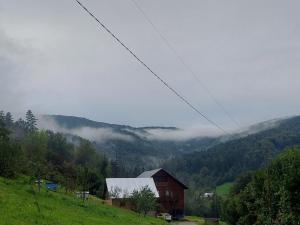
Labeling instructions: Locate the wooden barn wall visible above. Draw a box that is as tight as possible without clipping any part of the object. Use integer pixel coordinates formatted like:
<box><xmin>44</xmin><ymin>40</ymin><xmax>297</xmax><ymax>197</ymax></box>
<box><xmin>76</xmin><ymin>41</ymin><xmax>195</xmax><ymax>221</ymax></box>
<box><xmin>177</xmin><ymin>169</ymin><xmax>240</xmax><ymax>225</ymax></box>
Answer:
<box><xmin>152</xmin><ymin>170</ymin><xmax>184</xmax><ymax>213</ymax></box>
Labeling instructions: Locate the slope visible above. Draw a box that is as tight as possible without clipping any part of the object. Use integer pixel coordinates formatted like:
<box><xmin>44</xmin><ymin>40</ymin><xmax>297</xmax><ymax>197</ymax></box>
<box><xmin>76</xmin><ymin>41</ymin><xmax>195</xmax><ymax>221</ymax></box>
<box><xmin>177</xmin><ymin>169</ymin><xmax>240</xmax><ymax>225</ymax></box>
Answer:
<box><xmin>39</xmin><ymin>115</ymin><xmax>221</xmax><ymax>174</ymax></box>
<box><xmin>165</xmin><ymin>115</ymin><xmax>300</xmax><ymax>187</ymax></box>
<box><xmin>0</xmin><ymin>177</ymin><xmax>167</xmax><ymax>225</ymax></box>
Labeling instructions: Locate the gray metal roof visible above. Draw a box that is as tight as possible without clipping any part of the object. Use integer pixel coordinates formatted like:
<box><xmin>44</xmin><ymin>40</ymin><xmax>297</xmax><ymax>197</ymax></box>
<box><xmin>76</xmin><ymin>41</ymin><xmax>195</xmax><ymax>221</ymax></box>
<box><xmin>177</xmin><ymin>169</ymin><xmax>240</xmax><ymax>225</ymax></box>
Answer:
<box><xmin>106</xmin><ymin>178</ymin><xmax>159</xmax><ymax>199</ymax></box>
<box><xmin>137</xmin><ymin>168</ymin><xmax>188</xmax><ymax>189</ymax></box>
<box><xmin>137</xmin><ymin>168</ymin><xmax>162</xmax><ymax>178</ymax></box>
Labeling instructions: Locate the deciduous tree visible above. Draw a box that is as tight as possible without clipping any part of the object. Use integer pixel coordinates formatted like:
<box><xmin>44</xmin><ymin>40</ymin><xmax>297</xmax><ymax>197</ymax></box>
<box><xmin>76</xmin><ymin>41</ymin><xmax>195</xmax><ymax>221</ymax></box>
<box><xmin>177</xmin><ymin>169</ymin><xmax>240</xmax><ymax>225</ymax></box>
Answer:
<box><xmin>130</xmin><ymin>186</ymin><xmax>157</xmax><ymax>216</ymax></box>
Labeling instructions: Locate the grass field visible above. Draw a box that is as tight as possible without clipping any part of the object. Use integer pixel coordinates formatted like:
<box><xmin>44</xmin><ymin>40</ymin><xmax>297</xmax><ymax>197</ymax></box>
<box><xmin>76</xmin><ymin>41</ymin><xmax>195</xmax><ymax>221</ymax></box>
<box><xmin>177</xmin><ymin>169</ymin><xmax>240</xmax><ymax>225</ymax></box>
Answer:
<box><xmin>0</xmin><ymin>177</ymin><xmax>167</xmax><ymax>225</ymax></box>
<box><xmin>183</xmin><ymin>216</ymin><xmax>227</xmax><ymax>225</ymax></box>
<box><xmin>216</xmin><ymin>182</ymin><xmax>233</xmax><ymax>197</ymax></box>
<box><xmin>185</xmin><ymin>216</ymin><xmax>205</xmax><ymax>224</ymax></box>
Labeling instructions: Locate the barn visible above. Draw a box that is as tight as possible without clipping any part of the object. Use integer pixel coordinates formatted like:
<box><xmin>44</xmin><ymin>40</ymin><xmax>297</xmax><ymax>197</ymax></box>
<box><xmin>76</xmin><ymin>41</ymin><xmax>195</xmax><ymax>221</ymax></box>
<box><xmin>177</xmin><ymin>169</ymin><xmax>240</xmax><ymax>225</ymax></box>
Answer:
<box><xmin>105</xmin><ymin>168</ymin><xmax>187</xmax><ymax>218</ymax></box>
<box><xmin>137</xmin><ymin>168</ymin><xmax>188</xmax><ymax>217</ymax></box>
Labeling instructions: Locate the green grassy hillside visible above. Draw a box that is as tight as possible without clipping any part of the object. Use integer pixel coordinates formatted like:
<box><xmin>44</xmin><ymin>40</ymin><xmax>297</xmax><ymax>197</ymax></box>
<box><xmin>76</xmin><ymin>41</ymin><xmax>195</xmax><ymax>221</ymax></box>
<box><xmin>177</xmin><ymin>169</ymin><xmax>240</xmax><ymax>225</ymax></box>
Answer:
<box><xmin>0</xmin><ymin>177</ymin><xmax>167</xmax><ymax>225</ymax></box>
<box><xmin>184</xmin><ymin>216</ymin><xmax>227</xmax><ymax>225</ymax></box>
<box><xmin>216</xmin><ymin>183</ymin><xmax>233</xmax><ymax>197</ymax></box>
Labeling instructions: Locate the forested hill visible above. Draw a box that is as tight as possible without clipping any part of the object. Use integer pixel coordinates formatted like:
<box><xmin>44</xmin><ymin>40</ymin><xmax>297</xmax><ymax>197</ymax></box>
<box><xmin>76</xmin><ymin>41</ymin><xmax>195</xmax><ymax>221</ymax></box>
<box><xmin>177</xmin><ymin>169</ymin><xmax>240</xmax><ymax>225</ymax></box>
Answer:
<box><xmin>164</xmin><ymin>116</ymin><xmax>300</xmax><ymax>188</ymax></box>
<box><xmin>39</xmin><ymin>115</ymin><xmax>221</xmax><ymax>174</ymax></box>
<box><xmin>41</xmin><ymin>114</ymin><xmax>178</xmax><ymax>131</ymax></box>
<box><xmin>40</xmin><ymin>115</ymin><xmax>300</xmax><ymax>178</ymax></box>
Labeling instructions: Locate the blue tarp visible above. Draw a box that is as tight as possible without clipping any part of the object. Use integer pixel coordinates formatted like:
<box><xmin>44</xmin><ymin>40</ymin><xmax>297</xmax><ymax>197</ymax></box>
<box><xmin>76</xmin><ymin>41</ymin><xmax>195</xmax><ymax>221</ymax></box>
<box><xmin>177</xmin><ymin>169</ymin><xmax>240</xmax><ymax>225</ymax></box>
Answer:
<box><xmin>46</xmin><ymin>183</ymin><xmax>58</xmax><ymax>191</ymax></box>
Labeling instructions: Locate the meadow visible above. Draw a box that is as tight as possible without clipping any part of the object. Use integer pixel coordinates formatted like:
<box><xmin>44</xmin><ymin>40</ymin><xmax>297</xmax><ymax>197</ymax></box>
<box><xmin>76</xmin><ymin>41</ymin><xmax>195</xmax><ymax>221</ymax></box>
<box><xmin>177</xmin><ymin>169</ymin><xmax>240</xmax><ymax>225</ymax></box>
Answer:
<box><xmin>0</xmin><ymin>177</ymin><xmax>167</xmax><ymax>225</ymax></box>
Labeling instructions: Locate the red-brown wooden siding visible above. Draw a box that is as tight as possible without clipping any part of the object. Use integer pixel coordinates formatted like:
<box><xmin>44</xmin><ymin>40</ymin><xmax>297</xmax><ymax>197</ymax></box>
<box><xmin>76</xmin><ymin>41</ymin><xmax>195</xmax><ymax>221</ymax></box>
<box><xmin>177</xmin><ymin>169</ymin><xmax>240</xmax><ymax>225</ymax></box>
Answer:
<box><xmin>152</xmin><ymin>170</ymin><xmax>185</xmax><ymax>213</ymax></box>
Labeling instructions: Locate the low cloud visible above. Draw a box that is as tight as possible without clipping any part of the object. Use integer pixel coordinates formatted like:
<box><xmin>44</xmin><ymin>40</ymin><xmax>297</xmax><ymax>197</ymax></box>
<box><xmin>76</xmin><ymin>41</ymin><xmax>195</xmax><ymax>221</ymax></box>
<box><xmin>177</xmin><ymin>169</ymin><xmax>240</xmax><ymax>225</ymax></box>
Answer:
<box><xmin>38</xmin><ymin>116</ymin><xmax>134</xmax><ymax>142</ymax></box>
<box><xmin>38</xmin><ymin>115</ymin><xmax>222</xmax><ymax>143</ymax></box>
<box><xmin>70</xmin><ymin>127</ymin><xmax>134</xmax><ymax>142</ymax></box>
<box><xmin>134</xmin><ymin>118</ymin><xmax>282</xmax><ymax>141</ymax></box>
<box><xmin>238</xmin><ymin>117</ymin><xmax>283</xmax><ymax>137</ymax></box>
<box><xmin>37</xmin><ymin>115</ymin><xmax>283</xmax><ymax>143</ymax></box>
<box><xmin>132</xmin><ymin>124</ymin><xmax>223</xmax><ymax>142</ymax></box>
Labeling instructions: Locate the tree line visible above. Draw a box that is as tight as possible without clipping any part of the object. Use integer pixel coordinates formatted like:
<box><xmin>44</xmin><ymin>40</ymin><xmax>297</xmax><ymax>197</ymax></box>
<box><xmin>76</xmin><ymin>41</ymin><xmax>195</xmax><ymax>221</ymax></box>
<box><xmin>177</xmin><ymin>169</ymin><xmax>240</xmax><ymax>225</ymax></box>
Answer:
<box><xmin>163</xmin><ymin>116</ymin><xmax>300</xmax><ymax>216</ymax></box>
<box><xmin>221</xmin><ymin>147</ymin><xmax>300</xmax><ymax>225</ymax></box>
<box><xmin>0</xmin><ymin>110</ymin><xmax>111</xmax><ymax>196</ymax></box>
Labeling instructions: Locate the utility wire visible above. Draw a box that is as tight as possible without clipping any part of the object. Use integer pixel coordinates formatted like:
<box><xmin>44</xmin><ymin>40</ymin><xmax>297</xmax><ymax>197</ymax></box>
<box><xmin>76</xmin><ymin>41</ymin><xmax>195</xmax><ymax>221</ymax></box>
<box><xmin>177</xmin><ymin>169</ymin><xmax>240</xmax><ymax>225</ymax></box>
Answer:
<box><xmin>73</xmin><ymin>0</ymin><xmax>230</xmax><ymax>135</ymax></box>
<box><xmin>130</xmin><ymin>0</ymin><xmax>241</xmax><ymax>129</ymax></box>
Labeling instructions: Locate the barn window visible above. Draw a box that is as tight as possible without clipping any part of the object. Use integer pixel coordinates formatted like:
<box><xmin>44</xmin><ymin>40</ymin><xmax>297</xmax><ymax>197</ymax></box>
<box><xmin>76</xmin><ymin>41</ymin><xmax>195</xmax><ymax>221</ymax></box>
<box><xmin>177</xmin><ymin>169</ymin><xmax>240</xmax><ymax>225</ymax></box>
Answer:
<box><xmin>165</xmin><ymin>190</ymin><xmax>173</xmax><ymax>197</ymax></box>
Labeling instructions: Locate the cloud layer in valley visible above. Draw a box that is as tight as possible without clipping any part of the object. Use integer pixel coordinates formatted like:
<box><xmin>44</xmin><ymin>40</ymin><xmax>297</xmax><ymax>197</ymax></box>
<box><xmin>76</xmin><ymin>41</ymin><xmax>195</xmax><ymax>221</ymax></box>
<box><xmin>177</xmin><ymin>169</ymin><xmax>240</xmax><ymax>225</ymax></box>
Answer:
<box><xmin>38</xmin><ymin>115</ymin><xmax>225</xmax><ymax>142</ymax></box>
<box><xmin>135</xmin><ymin>125</ymin><xmax>222</xmax><ymax>141</ymax></box>
<box><xmin>37</xmin><ymin>114</ymin><xmax>283</xmax><ymax>142</ymax></box>
<box><xmin>38</xmin><ymin>117</ymin><xmax>134</xmax><ymax>142</ymax></box>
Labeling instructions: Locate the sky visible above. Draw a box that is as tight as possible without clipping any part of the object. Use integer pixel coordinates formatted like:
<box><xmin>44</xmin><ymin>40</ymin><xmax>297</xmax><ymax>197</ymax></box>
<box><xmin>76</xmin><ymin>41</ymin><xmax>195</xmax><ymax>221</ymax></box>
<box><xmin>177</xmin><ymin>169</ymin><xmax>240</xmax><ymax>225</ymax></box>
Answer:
<box><xmin>1</xmin><ymin>0</ymin><xmax>300</xmax><ymax>132</ymax></box>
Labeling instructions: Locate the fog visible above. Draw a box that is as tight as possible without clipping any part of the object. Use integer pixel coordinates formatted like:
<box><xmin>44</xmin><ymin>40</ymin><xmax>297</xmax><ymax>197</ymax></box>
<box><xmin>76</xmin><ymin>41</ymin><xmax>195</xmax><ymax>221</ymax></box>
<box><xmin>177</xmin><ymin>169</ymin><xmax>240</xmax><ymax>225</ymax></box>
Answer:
<box><xmin>38</xmin><ymin>117</ymin><xmax>134</xmax><ymax>142</ymax></box>
<box><xmin>37</xmin><ymin>114</ymin><xmax>284</xmax><ymax>143</ymax></box>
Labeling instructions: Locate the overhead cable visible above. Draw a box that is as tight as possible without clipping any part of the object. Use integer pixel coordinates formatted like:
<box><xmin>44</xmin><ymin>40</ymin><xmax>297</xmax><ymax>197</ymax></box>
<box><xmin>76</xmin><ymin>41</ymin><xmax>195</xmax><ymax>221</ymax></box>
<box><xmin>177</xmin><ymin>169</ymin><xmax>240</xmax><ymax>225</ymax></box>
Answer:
<box><xmin>73</xmin><ymin>0</ymin><xmax>231</xmax><ymax>135</ymax></box>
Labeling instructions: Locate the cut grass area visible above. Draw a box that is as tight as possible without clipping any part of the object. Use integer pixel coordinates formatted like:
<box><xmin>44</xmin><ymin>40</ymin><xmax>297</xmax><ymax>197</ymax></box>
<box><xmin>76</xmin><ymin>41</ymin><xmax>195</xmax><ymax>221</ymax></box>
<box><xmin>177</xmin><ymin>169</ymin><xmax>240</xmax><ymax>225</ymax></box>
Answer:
<box><xmin>184</xmin><ymin>216</ymin><xmax>228</xmax><ymax>225</ymax></box>
<box><xmin>219</xmin><ymin>222</ymin><xmax>228</xmax><ymax>225</ymax></box>
<box><xmin>216</xmin><ymin>182</ymin><xmax>233</xmax><ymax>197</ymax></box>
<box><xmin>185</xmin><ymin>216</ymin><xmax>205</xmax><ymax>224</ymax></box>
<box><xmin>0</xmin><ymin>177</ymin><xmax>167</xmax><ymax>225</ymax></box>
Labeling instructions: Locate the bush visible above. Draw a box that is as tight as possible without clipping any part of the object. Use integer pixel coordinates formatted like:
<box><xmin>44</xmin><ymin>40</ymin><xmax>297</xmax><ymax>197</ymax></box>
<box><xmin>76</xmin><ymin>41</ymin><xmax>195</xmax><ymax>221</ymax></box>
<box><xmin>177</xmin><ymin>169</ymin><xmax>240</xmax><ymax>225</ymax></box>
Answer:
<box><xmin>221</xmin><ymin>147</ymin><xmax>300</xmax><ymax>225</ymax></box>
<box><xmin>130</xmin><ymin>186</ymin><xmax>157</xmax><ymax>216</ymax></box>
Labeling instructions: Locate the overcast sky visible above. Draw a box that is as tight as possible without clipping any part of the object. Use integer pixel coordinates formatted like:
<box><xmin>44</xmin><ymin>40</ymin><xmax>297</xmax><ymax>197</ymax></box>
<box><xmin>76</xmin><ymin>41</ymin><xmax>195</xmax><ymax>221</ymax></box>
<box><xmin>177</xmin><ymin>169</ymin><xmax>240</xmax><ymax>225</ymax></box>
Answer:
<box><xmin>1</xmin><ymin>0</ymin><xmax>300</xmax><ymax>131</ymax></box>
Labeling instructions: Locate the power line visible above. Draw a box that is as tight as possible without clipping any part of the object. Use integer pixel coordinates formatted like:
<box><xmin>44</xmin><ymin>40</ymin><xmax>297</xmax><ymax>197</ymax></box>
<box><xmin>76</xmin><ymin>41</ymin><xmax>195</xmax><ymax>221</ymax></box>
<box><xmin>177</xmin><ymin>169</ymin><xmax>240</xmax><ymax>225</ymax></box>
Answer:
<box><xmin>73</xmin><ymin>0</ymin><xmax>230</xmax><ymax>135</ymax></box>
<box><xmin>129</xmin><ymin>0</ymin><xmax>241</xmax><ymax>129</ymax></box>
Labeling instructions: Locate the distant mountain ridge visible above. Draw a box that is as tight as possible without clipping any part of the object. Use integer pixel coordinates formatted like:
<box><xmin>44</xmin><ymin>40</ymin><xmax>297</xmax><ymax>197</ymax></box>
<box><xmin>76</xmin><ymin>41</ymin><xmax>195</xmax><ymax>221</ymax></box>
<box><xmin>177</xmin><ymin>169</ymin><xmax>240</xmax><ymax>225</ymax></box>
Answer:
<box><xmin>42</xmin><ymin>115</ymin><xmax>178</xmax><ymax>131</ymax></box>
<box><xmin>164</xmin><ymin>115</ymin><xmax>300</xmax><ymax>187</ymax></box>
<box><xmin>161</xmin><ymin>115</ymin><xmax>300</xmax><ymax>214</ymax></box>
<box><xmin>39</xmin><ymin>115</ymin><xmax>221</xmax><ymax>173</ymax></box>
<box><xmin>39</xmin><ymin>114</ymin><xmax>299</xmax><ymax>176</ymax></box>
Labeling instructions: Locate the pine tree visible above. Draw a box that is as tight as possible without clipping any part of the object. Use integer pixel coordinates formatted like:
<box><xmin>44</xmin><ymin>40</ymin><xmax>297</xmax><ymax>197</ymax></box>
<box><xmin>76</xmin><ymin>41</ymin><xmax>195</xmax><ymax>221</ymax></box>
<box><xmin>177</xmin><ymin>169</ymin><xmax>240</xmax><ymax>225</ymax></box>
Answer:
<box><xmin>0</xmin><ymin>118</ymin><xmax>20</xmax><ymax>178</ymax></box>
<box><xmin>0</xmin><ymin>118</ymin><xmax>9</xmax><ymax>141</ymax></box>
<box><xmin>0</xmin><ymin>111</ymin><xmax>5</xmax><ymax>122</ymax></box>
<box><xmin>15</xmin><ymin>118</ymin><xmax>27</xmax><ymax>130</ymax></box>
<box><xmin>111</xmin><ymin>150</ymin><xmax>120</xmax><ymax>178</ymax></box>
<box><xmin>5</xmin><ymin>112</ymin><xmax>13</xmax><ymax>127</ymax></box>
<box><xmin>25</xmin><ymin>110</ymin><xmax>38</xmax><ymax>132</ymax></box>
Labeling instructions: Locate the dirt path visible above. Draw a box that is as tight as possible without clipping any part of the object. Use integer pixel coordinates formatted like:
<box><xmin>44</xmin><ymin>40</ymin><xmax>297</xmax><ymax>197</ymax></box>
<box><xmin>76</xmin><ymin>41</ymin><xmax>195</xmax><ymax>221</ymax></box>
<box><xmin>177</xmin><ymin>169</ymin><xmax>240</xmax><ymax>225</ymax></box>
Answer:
<box><xmin>172</xmin><ymin>222</ymin><xmax>198</xmax><ymax>225</ymax></box>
